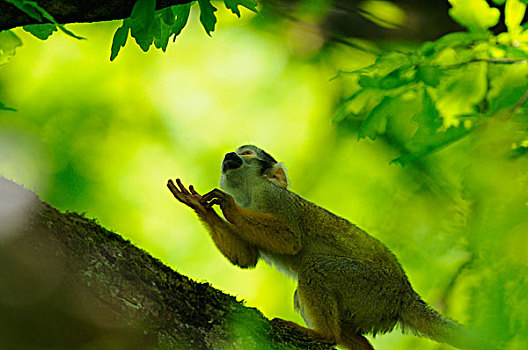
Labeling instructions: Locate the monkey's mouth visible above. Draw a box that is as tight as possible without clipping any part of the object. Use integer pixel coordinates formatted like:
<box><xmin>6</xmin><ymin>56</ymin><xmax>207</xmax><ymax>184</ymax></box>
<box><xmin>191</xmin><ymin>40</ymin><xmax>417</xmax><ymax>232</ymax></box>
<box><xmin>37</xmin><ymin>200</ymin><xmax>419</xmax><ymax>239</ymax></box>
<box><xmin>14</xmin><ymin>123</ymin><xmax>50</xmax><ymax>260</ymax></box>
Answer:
<box><xmin>222</xmin><ymin>152</ymin><xmax>243</xmax><ymax>172</ymax></box>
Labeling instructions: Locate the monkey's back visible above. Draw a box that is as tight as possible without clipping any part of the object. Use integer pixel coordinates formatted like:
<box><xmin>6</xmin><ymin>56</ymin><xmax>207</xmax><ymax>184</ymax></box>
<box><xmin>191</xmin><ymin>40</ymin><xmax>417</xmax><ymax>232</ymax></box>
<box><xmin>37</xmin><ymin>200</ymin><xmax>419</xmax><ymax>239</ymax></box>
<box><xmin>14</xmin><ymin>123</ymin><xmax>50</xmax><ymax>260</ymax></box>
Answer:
<box><xmin>268</xmin><ymin>189</ymin><xmax>415</xmax><ymax>335</ymax></box>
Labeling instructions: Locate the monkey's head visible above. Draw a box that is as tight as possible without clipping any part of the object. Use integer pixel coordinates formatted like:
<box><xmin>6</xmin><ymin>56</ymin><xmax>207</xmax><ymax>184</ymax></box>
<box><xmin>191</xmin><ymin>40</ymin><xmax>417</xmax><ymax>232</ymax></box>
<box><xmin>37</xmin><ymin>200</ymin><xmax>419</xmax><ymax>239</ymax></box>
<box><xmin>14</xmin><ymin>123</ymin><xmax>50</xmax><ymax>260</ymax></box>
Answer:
<box><xmin>220</xmin><ymin>145</ymin><xmax>289</xmax><ymax>195</ymax></box>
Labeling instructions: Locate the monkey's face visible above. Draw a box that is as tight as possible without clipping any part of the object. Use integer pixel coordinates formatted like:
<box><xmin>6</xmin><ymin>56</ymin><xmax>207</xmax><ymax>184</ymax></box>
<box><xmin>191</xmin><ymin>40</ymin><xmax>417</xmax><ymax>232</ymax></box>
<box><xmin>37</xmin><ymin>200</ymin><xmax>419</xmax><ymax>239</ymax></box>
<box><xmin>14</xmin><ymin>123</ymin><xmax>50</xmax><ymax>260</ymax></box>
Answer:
<box><xmin>221</xmin><ymin>145</ymin><xmax>274</xmax><ymax>178</ymax></box>
<box><xmin>222</xmin><ymin>152</ymin><xmax>244</xmax><ymax>173</ymax></box>
<box><xmin>220</xmin><ymin>145</ymin><xmax>289</xmax><ymax>197</ymax></box>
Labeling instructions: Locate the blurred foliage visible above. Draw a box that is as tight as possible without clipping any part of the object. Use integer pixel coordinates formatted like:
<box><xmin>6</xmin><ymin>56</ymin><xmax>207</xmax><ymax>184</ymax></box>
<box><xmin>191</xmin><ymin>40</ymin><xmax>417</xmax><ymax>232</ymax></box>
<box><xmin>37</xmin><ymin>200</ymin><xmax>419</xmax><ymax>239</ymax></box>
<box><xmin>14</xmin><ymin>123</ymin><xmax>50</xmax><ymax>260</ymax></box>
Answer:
<box><xmin>0</xmin><ymin>29</ymin><xmax>21</xmax><ymax>66</ymax></box>
<box><xmin>0</xmin><ymin>0</ymin><xmax>527</xmax><ymax>349</ymax></box>
<box><xmin>334</xmin><ymin>0</ymin><xmax>528</xmax><ymax>165</ymax></box>
<box><xmin>331</xmin><ymin>1</ymin><xmax>528</xmax><ymax>349</ymax></box>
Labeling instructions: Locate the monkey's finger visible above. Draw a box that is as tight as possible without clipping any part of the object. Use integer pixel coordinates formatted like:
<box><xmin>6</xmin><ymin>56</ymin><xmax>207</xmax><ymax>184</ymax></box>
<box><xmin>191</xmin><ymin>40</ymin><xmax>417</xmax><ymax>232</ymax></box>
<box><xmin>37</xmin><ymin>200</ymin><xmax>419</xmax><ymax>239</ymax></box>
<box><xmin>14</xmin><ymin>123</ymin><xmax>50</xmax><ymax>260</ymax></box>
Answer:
<box><xmin>167</xmin><ymin>180</ymin><xmax>187</xmax><ymax>204</ymax></box>
<box><xmin>189</xmin><ymin>185</ymin><xmax>201</xmax><ymax>197</ymax></box>
<box><xmin>167</xmin><ymin>182</ymin><xmax>187</xmax><ymax>202</ymax></box>
<box><xmin>176</xmin><ymin>178</ymin><xmax>191</xmax><ymax>195</ymax></box>
<box><xmin>209</xmin><ymin>199</ymin><xmax>220</xmax><ymax>206</ymax></box>
<box><xmin>202</xmin><ymin>193</ymin><xmax>213</xmax><ymax>201</ymax></box>
<box><xmin>202</xmin><ymin>188</ymin><xmax>222</xmax><ymax>201</ymax></box>
<box><xmin>167</xmin><ymin>179</ymin><xmax>181</xmax><ymax>195</ymax></box>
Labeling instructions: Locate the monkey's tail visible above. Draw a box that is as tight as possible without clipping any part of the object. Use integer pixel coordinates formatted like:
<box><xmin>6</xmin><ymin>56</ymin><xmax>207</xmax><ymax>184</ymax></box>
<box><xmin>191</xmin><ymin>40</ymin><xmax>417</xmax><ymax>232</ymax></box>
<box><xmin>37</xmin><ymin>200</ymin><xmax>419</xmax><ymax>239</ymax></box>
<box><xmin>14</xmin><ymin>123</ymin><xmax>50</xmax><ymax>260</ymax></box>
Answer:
<box><xmin>400</xmin><ymin>295</ymin><xmax>493</xmax><ymax>350</ymax></box>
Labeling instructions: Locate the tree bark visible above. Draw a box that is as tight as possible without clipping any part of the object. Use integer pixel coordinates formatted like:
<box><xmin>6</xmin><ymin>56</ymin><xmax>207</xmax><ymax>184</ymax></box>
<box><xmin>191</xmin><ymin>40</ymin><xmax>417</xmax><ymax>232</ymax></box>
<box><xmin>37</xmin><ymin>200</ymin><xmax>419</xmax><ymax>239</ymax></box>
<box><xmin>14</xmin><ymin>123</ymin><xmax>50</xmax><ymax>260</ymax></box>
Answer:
<box><xmin>0</xmin><ymin>0</ymin><xmax>468</xmax><ymax>42</ymax></box>
<box><xmin>2</xmin><ymin>0</ymin><xmax>465</xmax><ymax>41</ymax></box>
<box><xmin>0</xmin><ymin>176</ymin><xmax>334</xmax><ymax>350</ymax></box>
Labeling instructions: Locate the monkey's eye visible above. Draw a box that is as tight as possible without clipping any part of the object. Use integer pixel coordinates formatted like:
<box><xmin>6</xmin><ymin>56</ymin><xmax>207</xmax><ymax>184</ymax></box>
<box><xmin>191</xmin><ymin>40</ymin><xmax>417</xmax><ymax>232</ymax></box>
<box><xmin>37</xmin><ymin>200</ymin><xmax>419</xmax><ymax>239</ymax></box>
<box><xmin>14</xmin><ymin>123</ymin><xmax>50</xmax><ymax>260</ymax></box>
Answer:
<box><xmin>239</xmin><ymin>150</ymin><xmax>254</xmax><ymax>156</ymax></box>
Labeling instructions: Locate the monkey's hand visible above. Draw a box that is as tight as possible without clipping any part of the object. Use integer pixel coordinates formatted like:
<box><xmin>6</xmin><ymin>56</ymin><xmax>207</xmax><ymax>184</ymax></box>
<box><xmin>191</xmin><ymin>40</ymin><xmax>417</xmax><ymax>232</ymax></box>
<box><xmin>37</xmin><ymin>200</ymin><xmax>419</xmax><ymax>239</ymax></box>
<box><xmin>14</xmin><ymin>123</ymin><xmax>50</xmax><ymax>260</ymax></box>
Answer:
<box><xmin>201</xmin><ymin>188</ymin><xmax>244</xmax><ymax>224</ymax></box>
<box><xmin>167</xmin><ymin>178</ymin><xmax>211</xmax><ymax>214</ymax></box>
<box><xmin>167</xmin><ymin>180</ymin><xmax>259</xmax><ymax>267</ymax></box>
<box><xmin>202</xmin><ymin>188</ymin><xmax>301</xmax><ymax>255</ymax></box>
<box><xmin>201</xmin><ymin>188</ymin><xmax>236</xmax><ymax>210</ymax></box>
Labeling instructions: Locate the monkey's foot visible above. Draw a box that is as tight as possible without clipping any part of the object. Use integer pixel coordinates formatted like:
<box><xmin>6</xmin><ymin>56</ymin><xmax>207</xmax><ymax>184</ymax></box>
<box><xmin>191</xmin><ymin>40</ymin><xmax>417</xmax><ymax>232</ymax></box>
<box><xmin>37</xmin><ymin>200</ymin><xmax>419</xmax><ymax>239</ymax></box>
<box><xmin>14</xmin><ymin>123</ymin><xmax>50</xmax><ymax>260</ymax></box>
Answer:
<box><xmin>271</xmin><ymin>318</ymin><xmax>337</xmax><ymax>345</ymax></box>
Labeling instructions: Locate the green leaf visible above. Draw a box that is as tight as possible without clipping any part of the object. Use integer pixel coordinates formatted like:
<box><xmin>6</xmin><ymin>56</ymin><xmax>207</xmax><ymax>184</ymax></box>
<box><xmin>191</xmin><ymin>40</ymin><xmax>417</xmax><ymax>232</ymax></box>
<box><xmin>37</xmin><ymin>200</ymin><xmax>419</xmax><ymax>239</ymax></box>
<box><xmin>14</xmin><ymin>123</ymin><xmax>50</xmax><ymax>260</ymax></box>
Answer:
<box><xmin>130</xmin><ymin>0</ymin><xmax>156</xmax><ymax>26</ymax></box>
<box><xmin>5</xmin><ymin>0</ymin><xmax>83</xmax><ymax>39</ymax></box>
<box><xmin>487</xmin><ymin>63</ymin><xmax>528</xmax><ymax>114</ymax></box>
<box><xmin>436</xmin><ymin>61</ymin><xmax>488</xmax><ymax>127</ymax></box>
<box><xmin>498</xmin><ymin>43</ymin><xmax>528</xmax><ymax>58</ymax></box>
<box><xmin>23</xmin><ymin>23</ymin><xmax>57</xmax><ymax>40</ymax></box>
<box><xmin>358</xmin><ymin>96</ymin><xmax>393</xmax><ymax>140</ymax></box>
<box><xmin>197</xmin><ymin>0</ymin><xmax>217</xmax><ymax>36</ymax></box>
<box><xmin>223</xmin><ymin>0</ymin><xmax>257</xmax><ymax>17</ymax></box>
<box><xmin>419</xmin><ymin>32</ymin><xmax>489</xmax><ymax>57</ymax></box>
<box><xmin>4</xmin><ymin>0</ymin><xmax>42</xmax><ymax>21</ymax></box>
<box><xmin>38</xmin><ymin>9</ymin><xmax>84</xmax><ymax>39</ymax></box>
<box><xmin>359</xmin><ymin>64</ymin><xmax>416</xmax><ymax>90</ymax></box>
<box><xmin>447</xmin><ymin>0</ymin><xmax>500</xmax><ymax>32</ymax></box>
<box><xmin>55</xmin><ymin>24</ymin><xmax>84</xmax><ymax>40</ymax></box>
<box><xmin>416</xmin><ymin>66</ymin><xmax>446</xmax><ymax>87</ymax></box>
<box><xmin>160</xmin><ymin>7</ymin><xmax>176</xmax><ymax>26</ymax></box>
<box><xmin>357</xmin><ymin>89</ymin><xmax>422</xmax><ymax>141</ymax></box>
<box><xmin>0</xmin><ymin>30</ymin><xmax>22</xmax><ymax>65</ymax></box>
<box><xmin>358</xmin><ymin>95</ymin><xmax>406</xmax><ymax>140</ymax></box>
<box><xmin>150</xmin><ymin>15</ymin><xmax>162</xmax><ymax>43</ymax></box>
<box><xmin>109</xmin><ymin>2</ymin><xmax>191</xmax><ymax>59</ymax></box>
<box><xmin>392</xmin><ymin>124</ymin><xmax>472</xmax><ymax>165</ymax></box>
<box><xmin>335</xmin><ymin>88</ymin><xmax>385</xmax><ymax>122</ymax></box>
<box><xmin>130</xmin><ymin>0</ymin><xmax>156</xmax><ymax>52</ymax></box>
<box><xmin>154</xmin><ymin>19</ymin><xmax>172</xmax><ymax>51</ymax></box>
<box><xmin>356</xmin><ymin>53</ymin><xmax>412</xmax><ymax>89</ymax></box>
<box><xmin>110</xmin><ymin>21</ymin><xmax>130</xmax><ymax>61</ymax></box>
<box><xmin>411</xmin><ymin>88</ymin><xmax>443</xmax><ymax>148</ymax></box>
<box><xmin>505</xmin><ymin>0</ymin><xmax>527</xmax><ymax>34</ymax></box>
<box><xmin>39</xmin><ymin>8</ymin><xmax>84</xmax><ymax>39</ymax></box>
<box><xmin>153</xmin><ymin>5</ymin><xmax>189</xmax><ymax>51</ymax></box>
<box><xmin>171</xmin><ymin>3</ymin><xmax>191</xmax><ymax>40</ymax></box>
<box><xmin>390</xmin><ymin>88</ymin><xmax>476</xmax><ymax>165</ymax></box>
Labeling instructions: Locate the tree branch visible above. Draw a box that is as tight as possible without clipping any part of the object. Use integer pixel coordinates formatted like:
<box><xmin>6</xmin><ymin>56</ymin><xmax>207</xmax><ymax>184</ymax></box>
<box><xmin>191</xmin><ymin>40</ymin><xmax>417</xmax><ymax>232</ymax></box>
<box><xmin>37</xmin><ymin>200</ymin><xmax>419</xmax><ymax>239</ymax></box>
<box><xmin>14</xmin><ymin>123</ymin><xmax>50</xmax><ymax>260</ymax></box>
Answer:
<box><xmin>0</xmin><ymin>0</ymin><xmax>195</xmax><ymax>31</ymax></box>
<box><xmin>0</xmin><ymin>176</ymin><xmax>334</xmax><ymax>350</ymax></box>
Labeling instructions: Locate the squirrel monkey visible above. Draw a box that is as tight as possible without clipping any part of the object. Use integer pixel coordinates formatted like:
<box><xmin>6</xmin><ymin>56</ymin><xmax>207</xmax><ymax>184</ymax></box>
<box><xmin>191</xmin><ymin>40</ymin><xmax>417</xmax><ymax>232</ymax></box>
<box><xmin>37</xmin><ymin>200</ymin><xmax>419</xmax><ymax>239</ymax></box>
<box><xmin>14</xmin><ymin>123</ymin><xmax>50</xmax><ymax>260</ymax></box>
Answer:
<box><xmin>167</xmin><ymin>145</ymin><xmax>487</xmax><ymax>350</ymax></box>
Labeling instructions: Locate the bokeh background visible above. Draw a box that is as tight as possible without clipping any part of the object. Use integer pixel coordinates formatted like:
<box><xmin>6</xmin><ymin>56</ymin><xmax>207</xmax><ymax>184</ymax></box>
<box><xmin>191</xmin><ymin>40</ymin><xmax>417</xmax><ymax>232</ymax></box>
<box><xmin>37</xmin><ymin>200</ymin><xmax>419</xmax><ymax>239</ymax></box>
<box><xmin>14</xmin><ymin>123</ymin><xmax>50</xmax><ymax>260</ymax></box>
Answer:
<box><xmin>1</xmin><ymin>1</ymin><xmax>527</xmax><ymax>349</ymax></box>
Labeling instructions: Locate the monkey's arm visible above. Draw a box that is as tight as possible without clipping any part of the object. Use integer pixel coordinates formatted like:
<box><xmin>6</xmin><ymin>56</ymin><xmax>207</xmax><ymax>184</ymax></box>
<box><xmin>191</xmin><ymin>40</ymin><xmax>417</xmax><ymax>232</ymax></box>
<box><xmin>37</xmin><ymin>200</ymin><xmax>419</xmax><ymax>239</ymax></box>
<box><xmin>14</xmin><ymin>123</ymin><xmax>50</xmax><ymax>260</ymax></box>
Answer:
<box><xmin>202</xmin><ymin>189</ymin><xmax>302</xmax><ymax>255</ymax></box>
<box><xmin>196</xmin><ymin>209</ymin><xmax>259</xmax><ymax>268</ymax></box>
<box><xmin>167</xmin><ymin>179</ymin><xmax>259</xmax><ymax>268</ymax></box>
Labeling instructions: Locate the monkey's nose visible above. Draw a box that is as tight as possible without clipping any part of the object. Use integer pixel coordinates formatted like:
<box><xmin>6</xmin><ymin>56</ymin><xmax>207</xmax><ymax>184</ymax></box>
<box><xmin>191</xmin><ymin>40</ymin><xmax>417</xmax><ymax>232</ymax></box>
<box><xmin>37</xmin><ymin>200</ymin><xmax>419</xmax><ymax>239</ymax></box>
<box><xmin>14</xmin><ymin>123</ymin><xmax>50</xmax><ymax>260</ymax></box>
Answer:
<box><xmin>222</xmin><ymin>152</ymin><xmax>243</xmax><ymax>172</ymax></box>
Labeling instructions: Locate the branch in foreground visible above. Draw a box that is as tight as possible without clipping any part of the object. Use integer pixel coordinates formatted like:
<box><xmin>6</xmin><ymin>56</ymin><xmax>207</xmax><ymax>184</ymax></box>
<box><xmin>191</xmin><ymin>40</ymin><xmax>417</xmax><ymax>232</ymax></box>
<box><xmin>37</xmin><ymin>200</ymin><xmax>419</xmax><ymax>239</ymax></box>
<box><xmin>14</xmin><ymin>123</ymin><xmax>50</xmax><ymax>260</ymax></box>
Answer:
<box><xmin>0</xmin><ymin>0</ymin><xmax>194</xmax><ymax>31</ymax></box>
<box><xmin>0</xmin><ymin>176</ymin><xmax>334</xmax><ymax>350</ymax></box>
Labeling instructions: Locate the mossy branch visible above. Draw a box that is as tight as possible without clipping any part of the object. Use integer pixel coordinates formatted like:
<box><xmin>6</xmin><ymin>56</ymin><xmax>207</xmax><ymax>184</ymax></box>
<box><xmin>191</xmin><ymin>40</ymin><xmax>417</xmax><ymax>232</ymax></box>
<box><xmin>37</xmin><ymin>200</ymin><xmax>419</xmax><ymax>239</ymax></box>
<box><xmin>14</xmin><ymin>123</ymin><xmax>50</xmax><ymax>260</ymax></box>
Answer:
<box><xmin>0</xmin><ymin>176</ymin><xmax>334</xmax><ymax>350</ymax></box>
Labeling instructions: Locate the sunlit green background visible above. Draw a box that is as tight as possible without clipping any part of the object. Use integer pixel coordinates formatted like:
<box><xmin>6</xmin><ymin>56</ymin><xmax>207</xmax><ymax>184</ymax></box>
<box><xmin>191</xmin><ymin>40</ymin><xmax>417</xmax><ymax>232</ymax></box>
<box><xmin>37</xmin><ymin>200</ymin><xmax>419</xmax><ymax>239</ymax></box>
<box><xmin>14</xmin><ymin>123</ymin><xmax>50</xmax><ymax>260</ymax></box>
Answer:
<box><xmin>1</xmin><ymin>3</ymin><xmax>527</xmax><ymax>349</ymax></box>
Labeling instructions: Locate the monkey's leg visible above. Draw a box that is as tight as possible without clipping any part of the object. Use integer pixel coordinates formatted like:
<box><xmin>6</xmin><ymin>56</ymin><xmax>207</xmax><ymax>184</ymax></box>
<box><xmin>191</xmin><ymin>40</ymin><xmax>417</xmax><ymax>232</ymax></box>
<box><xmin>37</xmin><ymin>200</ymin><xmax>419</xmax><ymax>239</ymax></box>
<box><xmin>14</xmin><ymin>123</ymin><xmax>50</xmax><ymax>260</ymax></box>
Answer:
<box><xmin>295</xmin><ymin>273</ymin><xmax>341</xmax><ymax>345</ymax></box>
<box><xmin>297</xmin><ymin>255</ymin><xmax>388</xmax><ymax>350</ymax></box>
<box><xmin>340</xmin><ymin>324</ymin><xmax>374</xmax><ymax>350</ymax></box>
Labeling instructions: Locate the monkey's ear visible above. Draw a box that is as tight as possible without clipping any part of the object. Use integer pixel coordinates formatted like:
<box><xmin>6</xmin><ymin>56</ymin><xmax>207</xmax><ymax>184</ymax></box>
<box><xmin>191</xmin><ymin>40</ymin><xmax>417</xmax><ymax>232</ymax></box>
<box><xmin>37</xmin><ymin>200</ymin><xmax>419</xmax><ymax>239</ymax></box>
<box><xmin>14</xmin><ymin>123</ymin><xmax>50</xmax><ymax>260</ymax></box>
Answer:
<box><xmin>268</xmin><ymin>162</ymin><xmax>289</xmax><ymax>188</ymax></box>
